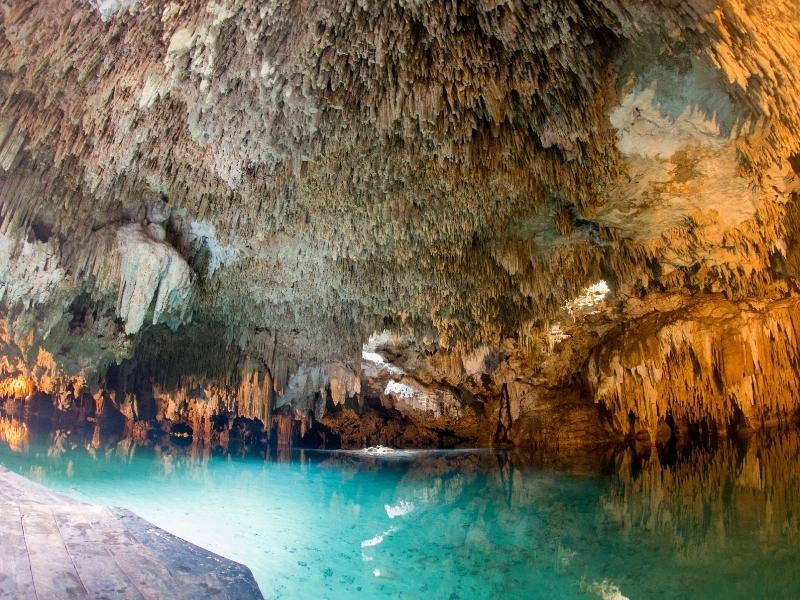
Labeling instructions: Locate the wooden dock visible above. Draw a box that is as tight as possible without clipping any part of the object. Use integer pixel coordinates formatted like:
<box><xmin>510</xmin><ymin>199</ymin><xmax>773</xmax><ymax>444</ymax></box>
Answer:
<box><xmin>0</xmin><ymin>465</ymin><xmax>263</xmax><ymax>599</ymax></box>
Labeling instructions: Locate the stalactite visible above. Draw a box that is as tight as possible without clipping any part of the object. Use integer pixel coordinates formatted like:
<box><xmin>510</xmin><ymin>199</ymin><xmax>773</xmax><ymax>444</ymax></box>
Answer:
<box><xmin>588</xmin><ymin>297</ymin><xmax>800</xmax><ymax>436</ymax></box>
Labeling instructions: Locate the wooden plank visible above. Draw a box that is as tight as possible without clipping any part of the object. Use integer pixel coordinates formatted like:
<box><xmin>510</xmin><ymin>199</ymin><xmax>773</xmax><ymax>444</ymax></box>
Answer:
<box><xmin>0</xmin><ymin>487</ymin><xmax>15</xmax><ymax>504</ymax></box>
<box><xmin>52</xmin><ymin>508</ymin><xmax>144</xmax><ymax>600</ymax></box>
<box><xmin>0</xmin><ymin>504</ymin><xmax>36</xmax><ymax>600</ymax></box>
<box><xmin>116</xmin><ymin>508</ymin><xmax>258</xmax><ymax>600</ymax></box>
<box><xmin>0</xmin><ymin>468</ymin><xmax>262</xmax><ymax>600</ymax></box>
<box><xmin>20</xmin><ymin>506</ymin><xmax>88</xmax><ymax>600</ymax></box>
<box><xmin>56</xmin><ymin>506</ymin><xmax>185</xmax><ymax>600</ymax></box>
<box><xmin>0</xmin><ymin>468</ymin><xmax>79</xmax><ymax>506</ymax></box>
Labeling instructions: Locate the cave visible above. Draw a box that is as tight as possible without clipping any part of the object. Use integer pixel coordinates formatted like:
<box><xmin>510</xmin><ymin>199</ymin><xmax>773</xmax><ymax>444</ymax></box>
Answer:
<box><xmin>1</xmin><ymin>1</ymin><xmax>799</xmax><ymax>598</ymax></box>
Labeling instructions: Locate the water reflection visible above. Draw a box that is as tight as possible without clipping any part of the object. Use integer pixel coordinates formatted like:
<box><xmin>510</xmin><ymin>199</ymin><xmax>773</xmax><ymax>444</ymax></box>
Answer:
<box><xmin>600</xmin><ymin>434</ymin><xmax>800</xmax><ymax>596</ymax></box>
<box><xmin>0</xmin><ymin>414</ymin><xmax>799</xmax><ymax>599</ymax></box>
<box><xmin>0</xmin><ymin>415</ymin><xmax>28</xmax><ymax>452</ymax></box>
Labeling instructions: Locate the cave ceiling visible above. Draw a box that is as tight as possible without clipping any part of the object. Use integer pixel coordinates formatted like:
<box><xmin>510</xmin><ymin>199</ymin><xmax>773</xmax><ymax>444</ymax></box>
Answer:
<box><xmin>0</xmin><ymin>0</ymin><xmax>798</xmax><ymax>401</ymax></box>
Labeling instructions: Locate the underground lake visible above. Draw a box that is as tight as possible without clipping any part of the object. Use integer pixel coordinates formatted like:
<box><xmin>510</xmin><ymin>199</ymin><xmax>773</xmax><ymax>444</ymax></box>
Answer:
<box><xmin>1</xmin><ymin>419</ymin><xmax>799</xmax><ymax>599</ymax></box>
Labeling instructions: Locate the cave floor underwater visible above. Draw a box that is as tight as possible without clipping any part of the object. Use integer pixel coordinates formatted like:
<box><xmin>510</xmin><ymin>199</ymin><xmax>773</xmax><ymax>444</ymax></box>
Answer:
<box><xmin>1</xmin><ymin>421</ymin><xmax>799</xmax><ymax>600</ymax></box>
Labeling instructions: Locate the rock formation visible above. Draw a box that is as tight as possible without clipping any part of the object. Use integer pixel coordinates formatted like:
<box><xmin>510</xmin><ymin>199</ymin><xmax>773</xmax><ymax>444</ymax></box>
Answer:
<box><xmin>0</xmin><ymin>0</ymin><xmax>799</xmax><ymax>449</ymax></box>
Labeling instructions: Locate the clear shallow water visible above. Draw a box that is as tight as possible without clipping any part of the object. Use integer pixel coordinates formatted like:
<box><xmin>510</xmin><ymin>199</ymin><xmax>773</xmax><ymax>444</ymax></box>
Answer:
<box><xmin>1</xmin><ymin>422</ymin><xmax>800</xmax><ymax>600</ymax></box>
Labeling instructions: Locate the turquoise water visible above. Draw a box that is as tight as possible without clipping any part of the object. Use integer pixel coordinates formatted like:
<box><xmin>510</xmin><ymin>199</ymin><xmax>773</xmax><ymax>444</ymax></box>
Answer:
<box><xmin>1</xmin><ymin>424</ymin><xmax>800</xmax><ymax>600</ymax></box>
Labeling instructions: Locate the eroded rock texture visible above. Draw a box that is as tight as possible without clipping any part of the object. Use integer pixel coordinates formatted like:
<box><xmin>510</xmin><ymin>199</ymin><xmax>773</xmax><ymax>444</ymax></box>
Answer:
<box><xmin>0</xmin><ymin>0</ymin><xmax>799</xmax><ymax>449</ymax></box>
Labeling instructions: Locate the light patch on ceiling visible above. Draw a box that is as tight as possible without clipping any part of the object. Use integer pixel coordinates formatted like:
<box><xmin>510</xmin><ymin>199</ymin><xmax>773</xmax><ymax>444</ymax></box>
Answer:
<box><xmin>384</xmin><ymin>380</ymin><xmax>417</xmax><ymax>399</ymax></box>
<box><xmin>599</xmin><ymin>51</ymin><xmax>761</xmax><ymax>242</ymax></box>
<box><xmin>362</xmin><ymin>333</ymin><xmax>405</xmax><ymax>375</ymax></box>
<box><xmin>547</xmin><ymin>323</ymin><xmax>570</xmax><ymax>351</ymax></box>
<box><xmin>565</xmin><ymin>280</ymin><xmax>610</xmax><ymax>320</ymax></box>
<box><xmin>361</xmin><ymin>351</ymin><xmax>386</xmax><ymax>364</ymax></box>
<box><xmin>610</xmin><ymin>58</ymin><xmax>734</xmax><ymax>160</ymax></box>
<box><xmin>362</xmin><ymin>330</ymin><xmax>395</xmax><ymax>351</ymax></box>
<box><xmin>139</xmin><ymin>73</ymin><xmax>168</xmax><ymax>109</ymax></box>
<box><xmin>91</xmin><ymin>0</ymin><xmax>137</xmax><ymax>21</ymax></box>
<box><xmin>188</xmin><ymin>221</ymin><xmax>240</xmax><ymax>276</ymax></box>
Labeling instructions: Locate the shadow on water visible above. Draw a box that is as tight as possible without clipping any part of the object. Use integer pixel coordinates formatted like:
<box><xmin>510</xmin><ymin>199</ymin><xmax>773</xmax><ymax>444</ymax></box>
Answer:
<box><xmin>1</xmin><ymin>413</ymin><xmax>800</xmax><ymax>599</ymax></box>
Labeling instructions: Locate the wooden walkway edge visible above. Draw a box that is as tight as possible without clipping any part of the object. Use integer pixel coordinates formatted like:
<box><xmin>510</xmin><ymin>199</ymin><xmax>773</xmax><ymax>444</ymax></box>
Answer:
<box><xmin>0</xmin><ymin>465</ymin><xmax>263</xmax><ymax>599</ymax></box>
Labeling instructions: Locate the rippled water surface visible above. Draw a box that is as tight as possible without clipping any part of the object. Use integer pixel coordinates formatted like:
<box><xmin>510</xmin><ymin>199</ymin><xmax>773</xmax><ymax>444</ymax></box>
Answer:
<box><xmin>1</xmin><ymin>421</ymin><xmax>799</xmax><ymax>599</ymax></box>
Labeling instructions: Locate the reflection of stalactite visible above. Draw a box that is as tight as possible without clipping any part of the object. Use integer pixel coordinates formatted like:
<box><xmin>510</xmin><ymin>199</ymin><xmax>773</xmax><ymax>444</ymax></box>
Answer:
<box><xmin>494</xmin><ymin>451</ymin><xmax>514</xmax><ymax>508</ymax></box>
<box><xmin>0</xmin><ymin>374</ymin><xmax>34</xmax><ymax>398</ymax></box>
<box><xmin>600</xmin><ymin>432</ymin><xmax>800</xmax><ymax>559</ymax></box>
<box><xmin>494</xmin><ymin>384</ymin><xmax>512</xmax><ymax>444</ymax></box>
<box><xmin>0</xmin><ymin>415</ymin><xmax>28</xmax><ymax>452</ymax></box>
